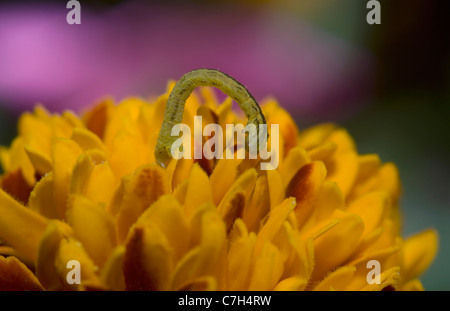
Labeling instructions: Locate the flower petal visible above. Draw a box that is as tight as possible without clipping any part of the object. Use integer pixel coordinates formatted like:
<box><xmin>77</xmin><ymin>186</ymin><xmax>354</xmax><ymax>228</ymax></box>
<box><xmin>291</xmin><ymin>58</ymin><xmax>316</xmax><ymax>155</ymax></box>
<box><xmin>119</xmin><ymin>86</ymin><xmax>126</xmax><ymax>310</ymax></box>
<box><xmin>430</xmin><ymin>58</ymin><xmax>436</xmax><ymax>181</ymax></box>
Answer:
<box><xmin>399</xmin><ymin>279</ymin><xmax>424</xmax><ymax>291</ymax></box>
<box><xmin>0</xmin><ymin>246</ymin><xmax>17</xmax><ymax>257</ymax></box>
<box><xmin>123</xmin><ymin>226</ymin><xmax>172</xmax><ymax>291</ymax></box>
<box><xmin>82</xmin><ymin>98</ymin><xmax>113</xmax><ymax>139</ymax></box>
<box><xmin>248</xmin><ymin>240</ymin><xmax>283</xmax><ymax>291</ymax></box>
<box><xmin>70</xmin><ymin>153</ymin><xmax>117</xmax><ymax>205</ymax></box>
<box><xmin>267</xmin><ymin>169</ymin><xmax>285</xmax><ymax>208</ymax></box>
<box><xmin>227</xmin><ymin>224</ymin><xmax>255</xmax><ymax>290</ymax></box>
<box><xmin>36</xmin><ymin>220</ymin><xmax>100</xmax><ymax>290</ymax></box>
<box><xmin>307</xmin><ymin>141</ymin><xmax>336</xmax><ymax>161</ymax></box>
<box><xmin>0</xmin><ymin>255</ymin><xmax>44</xmax><ymax>291</ymax></box>
<box><xmin>18</xmin><ymin>110</ymin><xmax>52</xmax><ymax>157</ymax></box>
<box><xmin>102</xmin><ymin>97</ymin><xmax>147</xmax><ymax>147</ymax></box>
<box><xmin>3</xmin><ymin>138</ymin><xmax>35</xmax><ymax>186</ymax></box>
<box><xmin>401</xmin><ymin>229</ymin><xmax>438</xmax><ymax>282</ymax></box>
<box><xmin>311</xmin><ymin>210</ymin><xmax>364</xmax><ymax>281</ymax></box>
<box><xmin>24</xmin><ymin>146</ymin><xmax>52</xmax><ymax>175</ymax></box>
<box><xmin>135</xmin><ymin>194</ymin><xmax>190</xmax><ymax>261</ymax></box>
<box><xmin>217</xmin><ymin>188</ymin><xmax>246</xmax><ymax>234</ymax></box>
<box><xmin>313</xmin><ymin>266</ymin><xmax>356</xmax><ymax>291</ymax></box>
<box><xmin>36</xmin><ymin>221</ymin><xmax>72</xmax><ymax>290</ymax></box>
<box><xmin>377</xmin><ymin>163</ymin><xmax>401</xmax><ymax>203</ymax></box>
<box><xmin>177</xmin><ymin>276</ymin><xmax>217</xmax><ymax>291</ymax></box>
<box><xmin>0</xmin><ymin>188</ymin><xmax>48</xmax><ymax>264</ymax></box>
<box><xmin>278</xmin><ymin>146</ymin><xmax>310</xmax><ymax>187</ymax></box>
<box><xmin>116</xmin><ymin>164</ymin><xmax>170</xmax><ymax>242</ymax></box>
<box><xmin>274</xmin><ymin>276</ymin><xmax>307</xmax><ymax>291</ymax></box>
<box><xmin>218</xmin><ymin>168</ymin><xmax>258</xmax><ymax>225</ymax></box>
<box><xmin>55</xmin><ymin>235</ymin><xmax>101</xmax><ymax>290</ymax></box>
<box><xmin>100</xmin><ymin>246</ymin><xmax>125</xmax><ymax>291</ymax></box>
<box><xmin>255</xmin><ymin>197</ymin><xmax>296</xmax><ymax>255</ymax></box>
<box><xmin>62</xmin><ymin>110</ymin><xmax>85</xmax><ymax>129</ymax></box>
<box><xmin>355</xmin><ymin>154</ymin><xmax>381</xmax><ymax>181</ymax></box>
<box><xmin>210</xmin><ymin>158</ymin><xmax>238</xmax><ymax>205</ymax></box>
<box><xmin>243</xmin><ymin>174</ymin><xmax>270</xmax><ymax>232</ymax></box>
<box><xmin>262</xmin><ymin>99</ymin><xmax>298</xmax><ymax>153</ymax></box>
<box><xmin>172</xmin><ymin>209</ymin><xmax>226</xmax><ymax>290</ymax></box>
<box><xmin>184</xmin><ymin>164</ymin><xmax>213</xmax><ymax>219</ymax></box>
<box><xmin>286</xmin><ymin>161</ymin><xmax>327</xmax><ymax>228</ymax></box>
<box><xmin>171</xmin><ymin>158</ymin><xmax>194</xmax><ymax>190</ymax></box>
<box><xmin>325</xmin><ymin>128</ymin><xmax>356</xmax><ymax>154</ymax></box>
<box><xmin>0</xmin><ymin>169</ymin><xmax>33</xmax><ymax>205</ymax></box>
<box><xmin>346</xmin><ymin>191</ymin><xmax>389</xmax><ymax>236</ymax></box>
<box><xmin>66</xmin><ymin>195</ymin><xmax>117</xmax><ymax>269</ymax></box>
<box><xmin>348</xmin><ymin>161</ymin><xmax>401</xmax><ymax>204</ymax></box>
<box><xmin>312</xmin><ymin>181</ymin><xmax>345</xmax><ymax>224</ymax></box>
<box><xmin>52</xmin><ymin>138</ymin><xmax>83</xmax><ymax>219</ymax></box>
<box><xmin>361</xmin><ymin>267</ymin><xmax>400</xmax><ymax>291</ymax></box>
<box><xmin>324</xmin><ymin>150</ymin><xmax>358</xmax><ymax>198</ymax></box>
<box><xmin>71</xmin><ymin>128</ymin><xmax>107</xmax><ymax>153</ymax></box>
<box><xmin>297</xmin><ymin>123</ymin><xmax>336</xmax><ymax>150</ymax></box>
<box><xmin>344</xmin><ymin>242</ymin><xmax>402</xmax><ymax>290</ymax></box>
<box><xmin>108</xmin><ymin>131</ymin><xmax>150</xmax><ymax>178</ymax></box>
<box><xmin>274</xmin><ymin>222</ymin><xmax>313</xmax><ymax>282</ymax></box>
<box><xmin>28</xmin><ymin>171</ymin><xmax>57</xmax><ymax>219</ymax></box>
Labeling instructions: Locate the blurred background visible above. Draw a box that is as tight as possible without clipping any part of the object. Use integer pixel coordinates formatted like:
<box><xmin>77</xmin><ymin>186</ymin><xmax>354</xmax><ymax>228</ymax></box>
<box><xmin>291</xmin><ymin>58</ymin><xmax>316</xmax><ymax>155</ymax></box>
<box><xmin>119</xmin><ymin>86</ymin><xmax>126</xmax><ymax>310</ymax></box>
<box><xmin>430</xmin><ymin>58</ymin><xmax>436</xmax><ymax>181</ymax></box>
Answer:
<box><xmin>0</xmin><ymin>0</ymin><xmax>448</xmax><ymax>289</ymax></box>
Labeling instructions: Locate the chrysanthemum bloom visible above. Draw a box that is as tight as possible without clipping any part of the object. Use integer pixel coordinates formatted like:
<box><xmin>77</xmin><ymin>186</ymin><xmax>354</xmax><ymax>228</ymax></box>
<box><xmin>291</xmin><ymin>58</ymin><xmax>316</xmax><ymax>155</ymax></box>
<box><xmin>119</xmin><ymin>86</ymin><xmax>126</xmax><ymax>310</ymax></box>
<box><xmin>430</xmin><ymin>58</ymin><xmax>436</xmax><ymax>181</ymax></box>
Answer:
<box><xmin>0</xmin><ymin>75</ymin><xmax>437</xmax><ymax>291</ymax></box>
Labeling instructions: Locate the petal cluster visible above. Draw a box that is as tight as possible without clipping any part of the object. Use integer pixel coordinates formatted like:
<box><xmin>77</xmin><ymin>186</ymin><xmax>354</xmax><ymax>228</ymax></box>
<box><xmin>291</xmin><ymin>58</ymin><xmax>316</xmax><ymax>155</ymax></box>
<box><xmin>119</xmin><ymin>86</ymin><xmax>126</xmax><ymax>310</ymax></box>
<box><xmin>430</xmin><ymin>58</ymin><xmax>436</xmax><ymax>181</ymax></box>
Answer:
<box><xmin>0</xmin><ymin>84</ymin><xmax>437</xmax><ymax>290</ymax></box>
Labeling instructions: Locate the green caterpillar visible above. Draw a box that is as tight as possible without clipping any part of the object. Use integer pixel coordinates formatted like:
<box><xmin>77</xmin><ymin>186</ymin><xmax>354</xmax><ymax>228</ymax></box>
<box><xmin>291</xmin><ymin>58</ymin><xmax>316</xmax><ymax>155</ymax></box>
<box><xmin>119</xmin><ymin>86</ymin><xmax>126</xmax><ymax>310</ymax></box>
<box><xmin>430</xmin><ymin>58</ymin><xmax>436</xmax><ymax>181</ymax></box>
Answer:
<box><xmin>155</xmin><ymin>68</ymin><xmax>267</xmax><ymax>167</ymax></box>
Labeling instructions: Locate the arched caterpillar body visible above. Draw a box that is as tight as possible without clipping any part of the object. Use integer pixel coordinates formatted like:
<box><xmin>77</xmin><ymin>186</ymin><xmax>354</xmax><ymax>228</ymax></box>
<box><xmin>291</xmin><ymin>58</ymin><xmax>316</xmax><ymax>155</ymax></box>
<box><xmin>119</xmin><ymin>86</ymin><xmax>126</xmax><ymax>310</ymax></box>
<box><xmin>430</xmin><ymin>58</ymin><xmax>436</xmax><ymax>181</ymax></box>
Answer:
<box><xmin>155</xmin><ymin>68</ymin><xmax>267</xmax><ymax>167</ymax></box>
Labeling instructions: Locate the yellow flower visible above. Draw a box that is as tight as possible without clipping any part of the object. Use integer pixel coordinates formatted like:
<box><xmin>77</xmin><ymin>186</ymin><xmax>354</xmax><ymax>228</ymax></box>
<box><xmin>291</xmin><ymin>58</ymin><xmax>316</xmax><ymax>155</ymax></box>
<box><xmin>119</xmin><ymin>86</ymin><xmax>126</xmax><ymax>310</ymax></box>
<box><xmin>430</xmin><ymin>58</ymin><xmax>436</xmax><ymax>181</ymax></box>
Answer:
<box><xmin>0</xmin><ymin>82</ymin><xmax>438</xmax><ymax>291</ymax></box>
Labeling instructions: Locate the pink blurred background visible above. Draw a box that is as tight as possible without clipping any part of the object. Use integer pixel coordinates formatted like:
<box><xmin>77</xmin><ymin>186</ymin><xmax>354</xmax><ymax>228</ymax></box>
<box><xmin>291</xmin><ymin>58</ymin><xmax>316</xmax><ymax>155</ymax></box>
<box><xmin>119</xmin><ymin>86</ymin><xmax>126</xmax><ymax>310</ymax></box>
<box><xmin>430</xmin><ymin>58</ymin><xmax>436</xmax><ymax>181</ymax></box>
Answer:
<box><xmin>0</xmin><ymin>0</ymin><xmax>373</xmax><ymax>120</ymax></box>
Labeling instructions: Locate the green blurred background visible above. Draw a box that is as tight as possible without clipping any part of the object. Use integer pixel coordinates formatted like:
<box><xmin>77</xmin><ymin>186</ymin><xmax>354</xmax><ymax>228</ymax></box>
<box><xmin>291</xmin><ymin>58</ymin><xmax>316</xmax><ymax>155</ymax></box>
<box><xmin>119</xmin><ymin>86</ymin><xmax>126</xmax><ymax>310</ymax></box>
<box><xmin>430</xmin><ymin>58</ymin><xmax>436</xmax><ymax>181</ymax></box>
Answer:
<box><xmin>0</xmin><ymin>0</ymin><xmax>449</xmax><ymax>290</ymax></box>
<box><xmin>300</xmin><ymin>0</ymin><xmax>450</xmax><ymax>290</ymax></box>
